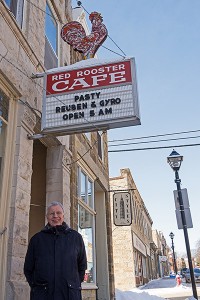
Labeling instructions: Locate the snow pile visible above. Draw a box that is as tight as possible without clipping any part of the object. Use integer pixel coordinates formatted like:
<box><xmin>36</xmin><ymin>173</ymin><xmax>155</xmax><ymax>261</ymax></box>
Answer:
<box><xmin>115</xmin><ymin>287</ymin><xmax>198</xmax><ymax>300</ymax></box>
<box><xmin>115</xmin><ymin>289</ymin><xmax>166</xmax><ymax>300</ymax></box>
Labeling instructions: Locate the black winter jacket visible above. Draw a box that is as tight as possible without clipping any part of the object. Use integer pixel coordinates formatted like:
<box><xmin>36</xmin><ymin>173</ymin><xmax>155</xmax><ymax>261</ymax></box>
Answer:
<box><xmin>24</xmin><ymin>222</ymin><xmax>87</xmax><ymax>300</ymax></box>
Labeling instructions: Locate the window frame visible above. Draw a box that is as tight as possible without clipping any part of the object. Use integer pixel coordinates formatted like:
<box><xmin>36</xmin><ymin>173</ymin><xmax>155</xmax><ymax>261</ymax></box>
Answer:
<box><xmin>77</xmin><ymin>166</ymin><xmax>96</xmax><ymax>286</ymax></box>
<box><xmin>79</xmin><ymin>169</ymin><xmax>94</xmax><ymax>209</ymax></box>
<box><xmin>0</xmin><ymin>76</ymin><xmax>19</xmax><ymax>300</ymax></box>
<box><xmin>0</xmin><ymin>92</ymin><xmax>9</xmax><ymax>195</ymax></box>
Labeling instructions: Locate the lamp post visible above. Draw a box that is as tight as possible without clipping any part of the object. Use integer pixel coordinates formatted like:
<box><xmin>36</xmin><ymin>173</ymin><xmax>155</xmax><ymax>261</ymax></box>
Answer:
<box><xmin>169</xmin><ymin>232</ymin><xmax>178</xmax><ymax>274</ymax></box>
<box><xmin>167</xmin><ymin>150</ymin><xmax>198</xmax><ymax>299</ymax></box>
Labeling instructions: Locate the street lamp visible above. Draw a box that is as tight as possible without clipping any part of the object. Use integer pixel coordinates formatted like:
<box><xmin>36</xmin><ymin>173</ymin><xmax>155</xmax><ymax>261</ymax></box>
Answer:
<box><xmin>169</xmin><ymin>232</ymin><xmax>178</xmax><ymax>274</ymax></box>
<box><xmin>167</xmin><ymin>149</ymin><xmax>198</xmax><ymax>299</ymax></box>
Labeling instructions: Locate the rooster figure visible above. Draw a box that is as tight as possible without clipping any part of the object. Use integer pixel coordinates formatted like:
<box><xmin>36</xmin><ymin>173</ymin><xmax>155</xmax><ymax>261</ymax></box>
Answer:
<box><xmin>61</xmin><ymin>12</ymin><xmax>108</xmax><ymax>59</ymax></box>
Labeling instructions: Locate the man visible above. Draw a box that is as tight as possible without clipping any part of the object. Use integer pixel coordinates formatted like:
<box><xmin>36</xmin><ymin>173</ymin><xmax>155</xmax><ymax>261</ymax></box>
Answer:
<box><xmin>24</xmin><ymin>201</ymin><xmax>87</xmax><ymax>300</ymax></box>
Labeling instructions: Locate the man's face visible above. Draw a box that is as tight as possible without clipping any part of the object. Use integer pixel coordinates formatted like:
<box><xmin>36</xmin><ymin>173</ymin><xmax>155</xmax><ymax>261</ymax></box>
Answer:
<box><xmin>47</xmin><ymin>205</ymin><xmax>64</xmax><ymax>227</ymax></box>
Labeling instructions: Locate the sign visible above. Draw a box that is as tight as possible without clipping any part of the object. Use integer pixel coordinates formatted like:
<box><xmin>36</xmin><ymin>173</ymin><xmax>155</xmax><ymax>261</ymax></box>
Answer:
<box><xmin>132</xmin><ymin>233</ymin><xmax>146</xmax><ymax>256</ymax></box>
<box><xmin>113</xmin><ymin>192</ymin><xmax>132</xmax><ymax>226</ymax></box>
<box><xmin>159</xmin><ymin>255</ymin><xmax>167</xmax><ymax>262</ymax></box>
<box><xmin>61</xmin><ymin>12</ymin><xmax>108</xmax><ymax>59</ymax></box>
<box><xmin>175</xmin><ymin>208</ymin><xmax>193</xmax><ymax>229</ymax></box>
<box><xmin>41</xmin><ymin>57</ymin><xmax>140</xmax><ymax>135</ymax></box>
<box><xmin>173</xmin><ymin>188</ymin><xmax>190</xmax><ymax>209</ymax></box>
<box><xmin>173</xmin><ymin>189</ymin><xmax>193</xmax><ymax>229</ymax></box>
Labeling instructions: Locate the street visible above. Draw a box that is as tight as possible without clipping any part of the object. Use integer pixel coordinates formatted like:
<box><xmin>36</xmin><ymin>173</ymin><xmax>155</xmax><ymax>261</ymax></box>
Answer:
<box><xmin>140</xmin><ymin>277</ymin><xmax>200</xmax><ymax>300</ymax></box>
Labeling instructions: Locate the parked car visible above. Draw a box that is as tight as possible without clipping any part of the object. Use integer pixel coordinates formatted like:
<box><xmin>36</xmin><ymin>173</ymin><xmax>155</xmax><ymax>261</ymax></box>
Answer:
<box><xmin>181</xmin><ymin>267</ymin><xmax>188</xmax><ymax>278</ymax></box>
<box><xmin>185</xmin><ymin>268</ymin><xmax>200</xmax><ymax>283</ymax></box>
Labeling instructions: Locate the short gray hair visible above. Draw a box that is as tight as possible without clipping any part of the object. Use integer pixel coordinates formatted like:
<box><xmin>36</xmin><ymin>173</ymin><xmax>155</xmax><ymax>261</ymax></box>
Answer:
<box><xmin>46</xmin><ymin>201</ymin><xmax>64</xmax><ymax>213</ymax></box>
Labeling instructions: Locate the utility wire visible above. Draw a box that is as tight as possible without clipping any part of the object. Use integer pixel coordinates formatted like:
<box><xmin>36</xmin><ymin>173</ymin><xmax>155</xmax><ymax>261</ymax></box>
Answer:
<box><xmin>108</xmin><ymin>135</ymin><xmax>200</xmax><ymax>147</ymax></box>
<box><xmin>108</xmin><ymin>129</ymin><xmax>200</xmax><ymax>143</ymax></box>
<box><xmin>108</xmin><ymin>143</ymin><xmax>200</xmax><ymax>153</ymax></box>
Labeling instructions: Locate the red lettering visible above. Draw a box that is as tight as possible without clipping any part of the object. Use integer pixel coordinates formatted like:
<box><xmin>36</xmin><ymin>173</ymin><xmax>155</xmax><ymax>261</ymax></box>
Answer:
<box><xmin>46</xmin><ymin>60</ymin><xmax>132</xmax><ymax>95</ymax></box>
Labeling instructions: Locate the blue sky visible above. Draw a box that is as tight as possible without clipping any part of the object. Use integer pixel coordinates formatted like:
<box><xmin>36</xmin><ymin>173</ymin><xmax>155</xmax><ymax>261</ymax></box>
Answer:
<box><xmin>72</xmin><ymin>0</ymin><xmax>200</xmax><ymax>254</ymax></box>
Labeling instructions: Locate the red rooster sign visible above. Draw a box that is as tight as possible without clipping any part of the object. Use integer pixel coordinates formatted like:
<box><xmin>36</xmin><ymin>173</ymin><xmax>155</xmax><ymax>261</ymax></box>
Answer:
<box><xmin>61</xmin><ymin>12</ymin><xmax>108</xmax><ymax>59</ymax></box>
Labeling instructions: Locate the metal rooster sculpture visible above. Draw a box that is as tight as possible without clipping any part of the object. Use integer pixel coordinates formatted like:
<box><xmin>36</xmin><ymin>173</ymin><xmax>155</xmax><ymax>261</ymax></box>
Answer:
<box><xmin>61</xmin><ymin>12</ymin><xmax>108</xmax><ymax>59</ymax></box>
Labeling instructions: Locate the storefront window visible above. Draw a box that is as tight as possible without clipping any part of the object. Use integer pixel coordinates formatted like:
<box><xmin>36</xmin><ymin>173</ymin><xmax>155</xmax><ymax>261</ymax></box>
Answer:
<box><xmin>78</xmin><ymin>206</ymin><xmax>94</xmax><ymax>283</ymax></box>
<box><xmin>78</xmin><ymin>167</ymin><xmax>95</xmax><ymax>284</ymax></box>
<box><xmin>0</xmin><ymin>90</ymin><xmax>9</xmax><ymax>195</ymax></box>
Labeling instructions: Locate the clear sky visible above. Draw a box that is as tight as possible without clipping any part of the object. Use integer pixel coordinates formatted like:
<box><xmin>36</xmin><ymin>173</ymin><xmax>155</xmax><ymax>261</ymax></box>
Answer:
<box><xmin>72</xmin><ymin>0</ymin><xmax>200</xmax><ymax>255</ymax></box>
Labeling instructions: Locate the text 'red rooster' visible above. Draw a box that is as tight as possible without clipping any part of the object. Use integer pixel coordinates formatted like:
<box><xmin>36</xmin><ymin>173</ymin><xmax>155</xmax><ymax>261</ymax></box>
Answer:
<box><xmin>61</xmin><ymin>12</ymin><xmax>108</xmax><ymax>59</ymax></box>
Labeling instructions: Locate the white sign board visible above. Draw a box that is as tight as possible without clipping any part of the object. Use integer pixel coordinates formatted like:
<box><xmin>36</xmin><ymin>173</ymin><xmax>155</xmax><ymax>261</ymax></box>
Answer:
<box><xmin>42</xmin><ymin>57</ymin><xmax>140</xmax><ymax>135</ymax></box>
<box><xmin>173</xmin><ymin>189</ymin><xmax>193</xmax><ymax>229</ymax></box>
<box><xmin>132</xmin><ymin>232</ymin><xmax>146</xmax><ymax>256</ymax></box>
<box><xmin>113</xmin><ymin>192</ymin><xmax>132</xmax><ymax>226</ymax></box>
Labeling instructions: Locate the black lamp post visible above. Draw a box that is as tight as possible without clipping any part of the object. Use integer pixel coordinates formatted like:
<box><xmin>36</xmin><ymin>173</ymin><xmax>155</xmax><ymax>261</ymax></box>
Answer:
<box><xmin>167</xmin><ymin>150</ymin><xmax>198</xmax><ymax>299</ymax></box>
<box><xmin>169</xmin><ymin>232</ymin><xmax>178</xmax><ymax>274</ymax></box>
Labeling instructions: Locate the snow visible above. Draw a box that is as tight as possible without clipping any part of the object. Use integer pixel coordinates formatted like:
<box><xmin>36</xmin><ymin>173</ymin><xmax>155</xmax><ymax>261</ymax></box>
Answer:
<box><xmin>116</xmin><ymin>288</ymin><xmax>166</xmax><ymax>300</ymax></box>
<box><xmin>115</xmin><ymin>285</ymin><xmax>198</xmax><ymax>300</ymax></box>
<box><xmin>116</xmin><ymin>289</ymin><xmax>197</xmax><ymax>300</ymax></box>
<box><xmin>45</xmin><ymin>57</ymin><xmax>130</xmax><ymax>74</ymax></box>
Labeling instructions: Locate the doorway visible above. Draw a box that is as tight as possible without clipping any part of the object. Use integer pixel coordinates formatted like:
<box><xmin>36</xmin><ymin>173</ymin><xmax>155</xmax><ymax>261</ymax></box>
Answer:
<box><xmin>29</xmin><ymin>140</ymin><xmax>47</xmax><ymax>239</ymax></box>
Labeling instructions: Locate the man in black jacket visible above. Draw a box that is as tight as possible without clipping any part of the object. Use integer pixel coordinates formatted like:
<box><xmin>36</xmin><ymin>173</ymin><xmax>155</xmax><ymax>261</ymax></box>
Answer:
<box><xmin>24</xmin><ymin>201</ymin><xmax>87</xmax><ymax>300</ymax></box>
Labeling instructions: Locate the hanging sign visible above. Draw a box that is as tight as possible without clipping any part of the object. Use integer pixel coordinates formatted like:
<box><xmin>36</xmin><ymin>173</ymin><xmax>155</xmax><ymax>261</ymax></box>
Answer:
<box><xmin>173</xmin><ymin>189</ymin><xmax>193</xmax><ymax>229</ymax></box>
<box><xmin>113</xmin><ymin>192</ymin><xmax>132</xmax><ymax>226</ymax></box>
<box><xmin>41</xmin><ymin>57</ymin><xmax>140</xmax><ymax>135</ymax></box>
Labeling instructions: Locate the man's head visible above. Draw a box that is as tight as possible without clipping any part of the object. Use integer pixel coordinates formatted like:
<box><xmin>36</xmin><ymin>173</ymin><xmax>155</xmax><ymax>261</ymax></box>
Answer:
<box><xmin>46</xmin><ymin>201</ymin><xmax>64</xmax><ymax>226</ymax></box>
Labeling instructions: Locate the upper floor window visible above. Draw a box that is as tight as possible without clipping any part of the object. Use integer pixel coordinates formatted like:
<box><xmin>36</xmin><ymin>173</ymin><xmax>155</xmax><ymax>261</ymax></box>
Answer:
<box><xmin>44</xmin><ymin>2</ymin><xmax>58</xmax><ymax>69</ymax></box>
<box><xmin>0</xmin><ymin>90</ymin><xmax>9</xmax><ymax>195</ymax></box>
<box><xmin>5</xmin><ymin>0</ymin><xmax>24</xmax><ymax>27</ymax></box>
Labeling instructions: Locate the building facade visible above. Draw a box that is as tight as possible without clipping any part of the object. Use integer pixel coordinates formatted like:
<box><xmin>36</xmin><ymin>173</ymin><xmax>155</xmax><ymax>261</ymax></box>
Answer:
<box><xmin>0</xmin><ymin>1</ymin><xmax>114</xmax><ymax>299</ymax></box>
<box><xmin>109</xmin><ymin>168</ymin><xmax>154</xmax><ymax>290</ymax></box>
<box><xmin>152</xmin><ymin>230</ymin><xmax>170</xmax><ymax>277</ymax></box>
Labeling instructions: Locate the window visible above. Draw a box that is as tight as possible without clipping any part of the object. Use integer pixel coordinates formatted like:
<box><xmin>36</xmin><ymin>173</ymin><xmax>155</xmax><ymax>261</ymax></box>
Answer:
<box><xmin>78</xmin><ymin>167</ymin><xmax>95</xmax><ymax>284</ymax></box>
<box><xmin>44</xmin><ymin>2</ymin><xmax>58</xmax><ymax>69</ymax></box>
<box><xmin>0</xmin><ymin>89</ymin><xmax>9</xmax><ymax>195</ymax></box>
<box><xmin>5</xmin><ymin>0</ymin><xmax>24</xmax><ymax>27</ymax></box>
<box><xmin>80</xmin><ymin>170</ymin><xmax>94</xmax><ymax>209</ymax></box>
